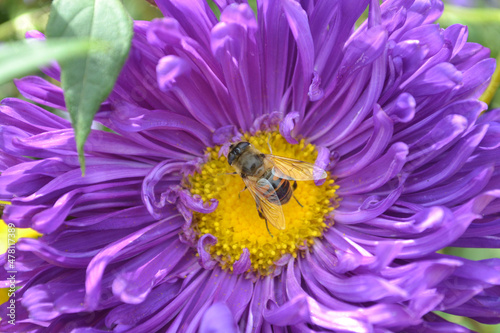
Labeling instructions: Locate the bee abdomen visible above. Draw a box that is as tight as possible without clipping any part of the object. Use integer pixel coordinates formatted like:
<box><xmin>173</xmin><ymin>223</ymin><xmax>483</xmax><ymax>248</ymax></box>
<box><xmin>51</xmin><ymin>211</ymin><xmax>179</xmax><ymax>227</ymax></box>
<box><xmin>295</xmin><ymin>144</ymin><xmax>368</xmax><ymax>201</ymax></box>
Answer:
<box><xmin>276</xmin><ymin>179</ymin><xmax>292</xmax><ymax>204</ymax></box>
<box><xmin>266</xmin><ymin>176</ymin><xmax>292</xmax><ymax>205</ymax></box>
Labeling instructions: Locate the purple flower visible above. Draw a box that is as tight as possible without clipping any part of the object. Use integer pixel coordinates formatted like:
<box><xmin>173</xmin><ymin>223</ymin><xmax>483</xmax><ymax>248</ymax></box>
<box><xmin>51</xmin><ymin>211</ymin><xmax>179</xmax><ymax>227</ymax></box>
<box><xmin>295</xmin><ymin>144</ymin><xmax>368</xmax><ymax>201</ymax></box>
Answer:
<box><xmin>1</xmin><ymin>0</ymin><xmax>500</xmax><ymax>332</ymax></box>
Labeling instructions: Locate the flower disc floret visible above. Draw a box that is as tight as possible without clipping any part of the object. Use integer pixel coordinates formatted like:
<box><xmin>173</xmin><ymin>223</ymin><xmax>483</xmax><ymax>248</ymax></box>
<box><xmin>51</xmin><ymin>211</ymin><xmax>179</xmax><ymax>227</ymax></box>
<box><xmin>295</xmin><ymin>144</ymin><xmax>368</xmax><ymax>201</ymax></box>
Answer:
<box><xmin>187</xmin><ymin>132</ymin><xmax>338</xmax><ymax>274</ymax></box>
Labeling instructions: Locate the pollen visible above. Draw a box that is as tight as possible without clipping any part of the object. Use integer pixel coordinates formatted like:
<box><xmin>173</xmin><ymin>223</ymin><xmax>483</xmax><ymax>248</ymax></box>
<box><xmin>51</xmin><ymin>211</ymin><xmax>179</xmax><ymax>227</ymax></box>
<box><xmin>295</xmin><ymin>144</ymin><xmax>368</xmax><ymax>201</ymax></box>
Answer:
<box><xmin>187</xmin><ymin>132</ymin><xmax>339</xmax><ymax>275</ymax></box>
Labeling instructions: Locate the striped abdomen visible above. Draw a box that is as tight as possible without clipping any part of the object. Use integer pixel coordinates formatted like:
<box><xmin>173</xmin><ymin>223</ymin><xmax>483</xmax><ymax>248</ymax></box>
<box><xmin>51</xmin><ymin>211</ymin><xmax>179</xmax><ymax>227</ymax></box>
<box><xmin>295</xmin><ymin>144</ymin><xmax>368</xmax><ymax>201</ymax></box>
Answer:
<box><xmin>264</xmin><ymin>172</ymin><xmax>293</xmax><ymax>205</ymax></box>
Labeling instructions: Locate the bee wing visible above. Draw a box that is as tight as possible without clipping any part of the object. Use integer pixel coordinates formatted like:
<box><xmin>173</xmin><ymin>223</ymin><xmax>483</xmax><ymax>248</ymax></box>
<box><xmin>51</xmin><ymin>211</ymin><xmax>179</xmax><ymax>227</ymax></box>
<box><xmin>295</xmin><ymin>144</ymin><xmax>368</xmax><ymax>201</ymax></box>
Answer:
<box><xmin>243</xmin><ymin>177</ymin><xmax>286</xmax><ymax>230</ymax></box>
<box><xmin>264</xmin><ymin>155</ymin><xmax>327</xmax><ymax>181</ymax></box>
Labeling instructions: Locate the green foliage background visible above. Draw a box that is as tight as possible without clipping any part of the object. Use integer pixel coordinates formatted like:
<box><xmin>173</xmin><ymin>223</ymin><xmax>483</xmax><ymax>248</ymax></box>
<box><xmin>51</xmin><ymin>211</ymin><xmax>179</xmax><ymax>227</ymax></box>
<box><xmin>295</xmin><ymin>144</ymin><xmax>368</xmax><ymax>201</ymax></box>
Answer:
<box><xmin>0</xmin><ymin>0</ymin><xmax>499</xmax><ymax>332</ymax></box>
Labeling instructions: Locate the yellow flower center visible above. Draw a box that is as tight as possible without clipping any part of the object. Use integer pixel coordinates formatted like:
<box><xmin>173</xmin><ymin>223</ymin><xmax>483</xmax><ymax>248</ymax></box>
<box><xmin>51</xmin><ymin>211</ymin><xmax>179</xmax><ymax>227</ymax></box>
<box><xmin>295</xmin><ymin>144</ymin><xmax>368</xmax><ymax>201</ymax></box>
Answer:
<box><xmin>187</xmin><ymin>132</ymin><xmax>338</xmax><ymax>275</ymax></box>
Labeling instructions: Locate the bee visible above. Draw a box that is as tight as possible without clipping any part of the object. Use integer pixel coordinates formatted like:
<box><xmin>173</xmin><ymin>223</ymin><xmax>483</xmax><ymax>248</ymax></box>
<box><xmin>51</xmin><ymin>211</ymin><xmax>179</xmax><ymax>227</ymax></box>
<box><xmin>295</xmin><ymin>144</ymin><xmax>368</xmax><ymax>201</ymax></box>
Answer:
<box><xmin>227</xmin><ymin>141</ymin><xmax>327</xmax><ymax>237</ymax></box>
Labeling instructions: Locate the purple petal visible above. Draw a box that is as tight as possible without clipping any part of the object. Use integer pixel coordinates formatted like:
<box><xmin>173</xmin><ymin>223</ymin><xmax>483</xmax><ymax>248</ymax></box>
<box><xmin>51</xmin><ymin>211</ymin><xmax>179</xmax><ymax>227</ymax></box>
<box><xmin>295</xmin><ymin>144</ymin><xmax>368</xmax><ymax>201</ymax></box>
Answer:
<box><xmin>210</xmin><ymin>4</ymin><xmax>261</xmax><ymax>130</ymax></box>
<box><xmin>0</xmin><ymin>98</ymin><xmax>69</xmax><ymax>131</ymax></box>
<box><xmin>304</xmin><ymin>256</ymin><xmax>408</xmax><ymax>303</ymax></box>
<box><xmin>112</xmin><ymin>100</ymin><xmax>211</xmax><ymax>139</ymax></box>
<box><xmin>400</xmin><ymin>24</ymin><xmax>444</xmax><ymax>58</ymax></box>
<box><xmin>106</xmin><ymin>281</ymin><xmax>182</xmax><ymax>330</ymax></box>
<box><xmin>404</xmin><ymin>124</ymin><xmax>488</xmax><ymax>192</ymax></box>
<box><xmin>155</xmin><ymin>0</ymin><xmax>217</xmax><ymax>50</ymax></box>
<box><xmin>232</xmin><ymin>248</ymin><xmax>250</xmax><ymax>275</ymax></box>
<box><xmin>256</xmin><ymin>0</ymin><xmax>293</xmax><ymax>113</ymax></box>
<box><xmin>250</xmin><ymin>111</ymin><xmax>282</xmax><ymax>134</ymax></box>
<box><xmin>313</xmin><ymin>146</ymin><xmax>331</xmax><ymax>185</ymax></box>
<box><xmin>283</xmin><ymin>260</ymin><xmax>372</xmax><ymax>331</ymax></box>
<box><xmin>333</xmin><ymin>107</ymin><xmax>394</xmax><ymax>177</ymax></box>
<box><xmin>157</xmin><ymin>55</ymin><xmax>191</xmax><ymax>91</ymax></box>
<box><xmin>263</xmin><ymin>295</ymin><xmax>310</xmax><ymax>326</ymax></box>
<box><xmin>456</xmin><ymin>58</ymin><xmax>496</xmax><ymax>99</ymax></box>
<box><xmin>451</xmin><ymin>42</ymin><xmax>490</xmax><ymax>71</ymax></box>
<box><xmin>84</xmin><ymin>216</ymin><xmax>183</xmax><ymax>310</ymax></box>
<box><xmin>14</xmin><ymin>76</ymin><xmax>66</xmax><ymax>110</ymax></box>
<box><xmin>386</xmin><ymin>92</ymin><xmax>416</xmax><ymax>123</ymax></box>
<box><xmin>308</xmin><ymin>71</ymin><xmax>324</xmax><ymax>101</ymax></box>
<box><xmin>199</xmin><ymin>303</ymin><xmax>238</xmax><ymax>333</ymax></box>
<box><xmin>156</xmin><ymin>55</ymin><xmax>227</xmax><ymax>131</ymax></box>
<box><xmin>281</xmin><ymin>0</ymin><xmax>314</xmax><ymax>112</ymax></box>
<box><xmin>141</xmin><ymin>160</ymin><xmax>184</xmax><ymax>219</ymax></box>
<box><xmin>334</xmin><ymin>185</ymin><xmax>403</xmax><ymax>224</ymax></box>
<box><xmin>338</xmin><ymin>142</ymin><xmax>408</xmax><ymax>195</ymax></box>
<box><xmin>213</xmin><ymin>125</ymin><xmax>240</xmax><ymax>145</ymax></box>
<box><xmin>336</xmin><ymin>25</ymin><xmax>388</xmax><ymax>85</ymax></box>
<box><xmin>178</xmin><ymin>188</ymin><xmax>218</xmax><ymax>214</ymax></box>
<box><xmin>444</xmin><ymin>24</ymin><xmax>468</xmax><ymax>58</ymax></box>
<box><xmin>406</xmin><ymin>63</ymin><xmax>463</xmax><ymax>96</ymax></box>
<box><xmin>279</xmin><ymin>111</ymin><xmax>300</xmax><ymax>144</ymax></box>
<box><xmin>197</xmin><ymin>234</ymin><xmax>218</xmax><ymax>270</ymax></box>
<box><xmin>403</xmin><ymin>165</ymin><xmax>494</xmax><ymax>207</ymax></box>
<box><xmin>281</xmin><ymin>0</ymin><xmax>314</xmax><ymax>76</ymax></box>
<box><xmin>313</xmin><ymin>0</ymin><xmax>370</xmax><ymax>92</ymax></box>
<box><xmin>112</xmin><ymin>239</ymin><xmax>188</xmax><ymax>304</ymax></box>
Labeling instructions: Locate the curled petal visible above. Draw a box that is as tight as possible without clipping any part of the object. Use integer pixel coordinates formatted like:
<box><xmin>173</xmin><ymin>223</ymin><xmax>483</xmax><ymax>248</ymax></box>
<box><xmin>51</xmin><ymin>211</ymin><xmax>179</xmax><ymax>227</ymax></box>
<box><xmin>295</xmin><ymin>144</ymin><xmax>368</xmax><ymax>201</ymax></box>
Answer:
<box><xmin>386</xmin><ymin>92</ymin><xmax>416</xmax><ymax>123</ymax></box>
<box><xmin>232</xmin><ymin>248</ymin><xmax>251</xmax><ymax>275</ymax></box>
<box><xmin>157</xmin><ymin>55</ymin><xmax>191</xmax><ymax>92</ymax></box>
<box><xmin>141</xmin><ymin>160</ymin><xmax>184</xmax><ymax>219</ymax></box>
<box><xmin>308</xmin><ymin>71</ymin><xmax>324</xmax><ymax>101</ymax></box>
<box><xmin>213</xmin><ymin>125</ymin><xmax>241</xmax><ymax>145</ymax></box>
<box><xmin>279</xmin><ymin>111</ymin><xmax>300</xmax><ymax>144</ymax></box>
<box><xmin>197</xmin><ymin>234</ymin><xmax>218</xmax><ymax>270</ymax></box>
<box><xmin>178</xmin><ymin>189</ymin><xmax>218</xmax><ymax>214</ymax></box>
<box><xmin>250</xmin><ymin>111</ymin><xmax>283</xmax><ymax>134</ymax></box>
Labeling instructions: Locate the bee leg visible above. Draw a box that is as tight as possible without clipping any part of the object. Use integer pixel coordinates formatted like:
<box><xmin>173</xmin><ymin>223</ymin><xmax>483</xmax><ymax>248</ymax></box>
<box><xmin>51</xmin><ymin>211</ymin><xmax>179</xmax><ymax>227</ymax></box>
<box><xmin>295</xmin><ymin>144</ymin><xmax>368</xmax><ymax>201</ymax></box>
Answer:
<box><xmin>292</xmin><ymin>182</ymin><xmax>303</xmax><ymax>207</ymax></box>
<box><xmin>218</xmin><ymin>172</ymin><xmax>238</xmax><ymax>176</ymax></box>
<box><xmin>264</xmin><ymin>218</ymin><xmax>274</xmax><ymax>238</ymax></box>
<box><xmin>238</xmin><ymin>186</ymin><xmax>247</xmax><ymax>199</ymax></box>
<box><xmin>293</xmin><ymin>194</ymin><xmax>303</xmax><ymax>207</ymax></box>
<box><xmin>257</xmin><ymin>206</ymin><xmax>274</xmax><ymax>237</ymax></box>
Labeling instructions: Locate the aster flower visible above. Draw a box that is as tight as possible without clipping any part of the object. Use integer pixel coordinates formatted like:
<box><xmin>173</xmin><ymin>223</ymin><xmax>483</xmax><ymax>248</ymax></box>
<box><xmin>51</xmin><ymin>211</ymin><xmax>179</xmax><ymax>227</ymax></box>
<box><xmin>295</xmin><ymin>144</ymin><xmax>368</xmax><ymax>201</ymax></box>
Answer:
<box><xmin>1</xmin><ymin>0</ymin><xmax>500</xmax><ymax>332</ymax></box>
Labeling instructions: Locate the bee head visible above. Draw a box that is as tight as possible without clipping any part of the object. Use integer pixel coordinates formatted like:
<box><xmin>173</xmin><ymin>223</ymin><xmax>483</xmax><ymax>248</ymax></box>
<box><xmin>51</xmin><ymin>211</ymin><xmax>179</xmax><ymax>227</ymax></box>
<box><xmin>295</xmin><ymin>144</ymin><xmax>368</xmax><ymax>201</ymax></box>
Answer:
<box><xmin>228</xmin><ymin>142</ymin><xmax>250</xmax><ymax>165</ymax></box>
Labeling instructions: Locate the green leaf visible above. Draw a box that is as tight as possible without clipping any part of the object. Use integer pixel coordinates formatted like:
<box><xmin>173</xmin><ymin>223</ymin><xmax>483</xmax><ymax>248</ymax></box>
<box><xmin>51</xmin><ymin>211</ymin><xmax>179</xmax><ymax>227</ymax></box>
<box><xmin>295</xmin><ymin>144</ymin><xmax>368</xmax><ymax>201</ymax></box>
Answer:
<box><xmin>46</xmin><ymin>0</ymin><xmax>133</xmax><ymax>175</ymax></box>
<box><xmin>0</xmin><ymin>39</ymin><xmax>91</xmax><ymax>85</ymax></box>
